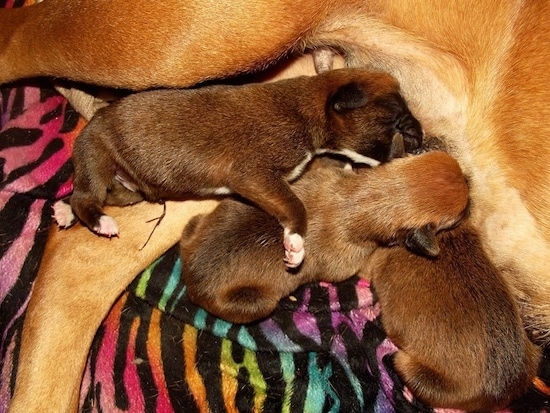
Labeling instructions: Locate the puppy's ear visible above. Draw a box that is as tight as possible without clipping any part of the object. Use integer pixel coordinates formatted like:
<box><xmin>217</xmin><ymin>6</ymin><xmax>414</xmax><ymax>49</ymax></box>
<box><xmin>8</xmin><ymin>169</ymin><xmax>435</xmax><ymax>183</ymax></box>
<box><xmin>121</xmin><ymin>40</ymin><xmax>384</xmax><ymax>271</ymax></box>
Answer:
<box><xmin>405</xmin><ymin>226</ymin><xmax>440</xmax><ymax>257</ymax></box>
<box><xmin>388</xmin><ymin>132</ymin><xmax>406</xmax><ymax>160</ymax></box>
<box><xmin>330</xmin><ymin>83</ymin><xmax>368</xmax><ymax>112</ymax></box>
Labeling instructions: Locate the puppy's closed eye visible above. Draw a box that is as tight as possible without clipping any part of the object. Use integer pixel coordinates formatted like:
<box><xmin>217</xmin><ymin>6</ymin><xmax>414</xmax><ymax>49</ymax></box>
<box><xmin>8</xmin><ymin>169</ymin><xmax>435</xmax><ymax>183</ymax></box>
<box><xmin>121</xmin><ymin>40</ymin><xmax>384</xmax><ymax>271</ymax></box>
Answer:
<box><xmin>330</xmin><ymin>82</ymin><xmax>368</xmax><ymax>112</ymax></box>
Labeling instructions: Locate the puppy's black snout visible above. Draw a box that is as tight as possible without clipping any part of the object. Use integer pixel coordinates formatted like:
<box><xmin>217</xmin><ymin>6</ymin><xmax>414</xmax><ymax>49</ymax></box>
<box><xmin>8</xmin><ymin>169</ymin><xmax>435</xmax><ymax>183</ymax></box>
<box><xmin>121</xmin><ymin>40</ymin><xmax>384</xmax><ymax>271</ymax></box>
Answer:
<box><xmin>395</xmin><ymin>112</ymin><xmax>423</xmax><ymax>153</ymax></box>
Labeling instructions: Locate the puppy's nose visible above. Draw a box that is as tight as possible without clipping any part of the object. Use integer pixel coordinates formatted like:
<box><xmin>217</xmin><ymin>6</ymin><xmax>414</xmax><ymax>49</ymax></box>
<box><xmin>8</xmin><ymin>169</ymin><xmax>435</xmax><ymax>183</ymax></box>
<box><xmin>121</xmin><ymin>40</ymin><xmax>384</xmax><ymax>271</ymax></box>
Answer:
<box><xmin>396</xmin><ymin>111</ymin><xmax>424</xmax><ymax>153</ymax></box>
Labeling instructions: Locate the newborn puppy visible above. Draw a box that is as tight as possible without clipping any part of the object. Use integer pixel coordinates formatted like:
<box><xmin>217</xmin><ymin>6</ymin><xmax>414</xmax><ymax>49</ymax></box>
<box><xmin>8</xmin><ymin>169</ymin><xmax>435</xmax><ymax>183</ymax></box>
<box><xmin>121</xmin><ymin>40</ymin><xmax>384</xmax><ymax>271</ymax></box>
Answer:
<box><xmin>180</xmin><ymin>150</ymin><xmax>469</xmax><ymax>323</ymax></box>
<box><xmin>63</xmin><ymin>68</ymin><xmax>422</xmax><ymax>268</ymax></box>
<box><xmin>363</xmin><ymin>222</ymin><xmax>542</xmax><ymax>412</ymax></box>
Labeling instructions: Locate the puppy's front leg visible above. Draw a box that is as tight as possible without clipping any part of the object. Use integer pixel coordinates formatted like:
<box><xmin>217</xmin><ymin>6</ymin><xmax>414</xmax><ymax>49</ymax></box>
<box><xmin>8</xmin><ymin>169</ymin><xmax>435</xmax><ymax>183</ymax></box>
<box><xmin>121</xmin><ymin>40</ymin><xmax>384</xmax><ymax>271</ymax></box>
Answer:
<box><xmin>70</xmin><ymin>132</ymin><xmax>120</xmax><ymax>237</ymax></box>
<box><xmin>231</xmin><ymin>176</ymin><xmax>307</xmax><ymax>269</ymax></box>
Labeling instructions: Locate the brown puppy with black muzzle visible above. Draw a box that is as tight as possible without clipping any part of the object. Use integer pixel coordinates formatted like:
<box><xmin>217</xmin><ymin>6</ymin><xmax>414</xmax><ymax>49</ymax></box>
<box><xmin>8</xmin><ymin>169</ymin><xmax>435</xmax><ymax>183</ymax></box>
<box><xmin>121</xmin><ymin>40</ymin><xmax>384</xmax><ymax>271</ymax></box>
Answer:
<box><xmin>60</xmin><ymin>68</ymin><xmax>422</xmax><ymax>268</ymax></box>
<box><xmin>179</xmin><ymin>149</ymin><xmax>468</xmax><ymax>324</ymax></box>
<box><xmin>364</xmin><ymin>222</ymin><xmax>542</xmax><ymax>412</ymax></box>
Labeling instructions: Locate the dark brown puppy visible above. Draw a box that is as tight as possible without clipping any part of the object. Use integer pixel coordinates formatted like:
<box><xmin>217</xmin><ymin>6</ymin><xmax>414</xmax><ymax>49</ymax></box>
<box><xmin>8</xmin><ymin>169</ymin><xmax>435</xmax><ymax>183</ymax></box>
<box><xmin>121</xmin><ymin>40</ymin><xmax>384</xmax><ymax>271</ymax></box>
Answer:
<box><xmin>64</xmin><ymin>68</ymin><xmax>422</xmax><ymax>268</ymax></box>
<box><xmin>179</xmin><ymin>150</ymin><xmax>469</xmax><ymax>324</ymax></box>
<box><xmin>363</xmin><ymin>221</ymin><xmax>542</xmax><ymax>412</ymax></box>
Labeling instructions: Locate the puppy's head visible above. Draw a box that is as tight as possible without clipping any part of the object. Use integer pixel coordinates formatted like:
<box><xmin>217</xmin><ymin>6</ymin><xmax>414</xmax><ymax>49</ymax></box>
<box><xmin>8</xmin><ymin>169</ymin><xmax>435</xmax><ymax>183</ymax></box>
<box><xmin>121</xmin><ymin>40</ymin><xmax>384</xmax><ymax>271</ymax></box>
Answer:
<box><xmin>324</xmin><ymin>69</ymin><xmax>423</xmax><ymax>161</ymax></box>
<box><xmin>333</xmin><ymin>150</ymin><xmax>470</xmax><ymax>248</ymax></box>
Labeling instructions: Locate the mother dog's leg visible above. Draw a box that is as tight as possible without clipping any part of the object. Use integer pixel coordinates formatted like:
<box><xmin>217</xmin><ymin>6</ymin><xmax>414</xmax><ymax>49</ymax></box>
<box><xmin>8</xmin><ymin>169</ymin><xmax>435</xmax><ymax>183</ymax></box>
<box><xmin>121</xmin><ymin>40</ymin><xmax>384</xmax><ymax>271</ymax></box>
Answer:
<box><xmin>310</xmin><ymin>0</ymin><xmax>550</xmax><ymax>343</ymax></box>
<box><xmin>0</xmin><ymin>0</ymin><xmax>335</xmax><ymax>89</ymax></box>
<box><xmin>8</xmin><ymin>200</ymin><xmax>218</xmax><ymax>413</ymax></box>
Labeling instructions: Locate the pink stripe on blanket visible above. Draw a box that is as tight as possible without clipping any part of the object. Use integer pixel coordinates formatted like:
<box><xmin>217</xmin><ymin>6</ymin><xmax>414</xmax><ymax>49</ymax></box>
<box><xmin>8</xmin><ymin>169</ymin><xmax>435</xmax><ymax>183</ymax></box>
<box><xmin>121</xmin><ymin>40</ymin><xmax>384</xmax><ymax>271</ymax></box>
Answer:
<box><xmin>89</xmin><ymin>294</ymin><xmax>146</xmax><ymax>413</ymax></box>
<box><xmin>0</xmin><ymin>198</ymin><xmax>45</xmax><ymax>303</ymax></box>
<box><xmin>0</xmin><ymin>289</ymin><xmax>31</xmax><ymax>378</ymax></box>
<box><xmin>1</xmin><ymin>142</ymin><xmax>71</xmax><ymax>198</ymax></box>
<box><xmin>0</xmin><ymin>95</ymin><xmax>69</xmax><ymax>175</ymax></box>
<box><xmin>0</xmin><ymin>331</ymin><xmax>18</xmax><ymax>411</ymax></box>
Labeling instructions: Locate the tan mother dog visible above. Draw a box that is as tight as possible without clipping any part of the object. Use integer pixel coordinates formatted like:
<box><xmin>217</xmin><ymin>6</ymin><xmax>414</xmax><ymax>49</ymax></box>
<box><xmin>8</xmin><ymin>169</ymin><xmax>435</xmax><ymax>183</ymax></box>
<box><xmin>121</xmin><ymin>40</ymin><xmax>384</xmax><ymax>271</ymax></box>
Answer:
<box><xmin>3</xmin><ymin>1</ymin><xmax>550</xmax><ymax>412</ymax></box>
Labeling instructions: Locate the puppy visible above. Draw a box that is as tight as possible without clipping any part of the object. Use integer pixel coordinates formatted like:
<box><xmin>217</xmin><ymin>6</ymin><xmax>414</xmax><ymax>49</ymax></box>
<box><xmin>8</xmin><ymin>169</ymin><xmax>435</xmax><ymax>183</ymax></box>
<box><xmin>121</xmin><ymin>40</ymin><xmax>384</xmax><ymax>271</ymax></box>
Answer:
<box><xmin>363</xmin><ymin>222</ymin><xmax>542</xmax><ymax>412</ymax></box>
<box><xmin>180</xmin><ymin>150</ymin><xmax>469</xmax><ymax>323</ymax></box>
<box><xmin>62</xmin><ymin>68</ymin><xmax>422</xmax><ymax>268</ymax></box>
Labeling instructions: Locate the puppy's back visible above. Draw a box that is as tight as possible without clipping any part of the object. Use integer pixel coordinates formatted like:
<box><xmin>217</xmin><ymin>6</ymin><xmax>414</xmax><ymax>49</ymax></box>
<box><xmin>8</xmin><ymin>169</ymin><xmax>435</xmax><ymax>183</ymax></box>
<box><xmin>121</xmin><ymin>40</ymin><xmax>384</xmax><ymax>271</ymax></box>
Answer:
<box><xmin>366</xmin><ymin>223</ymin><xmax>541</xmax><ymax>411</ymax></box>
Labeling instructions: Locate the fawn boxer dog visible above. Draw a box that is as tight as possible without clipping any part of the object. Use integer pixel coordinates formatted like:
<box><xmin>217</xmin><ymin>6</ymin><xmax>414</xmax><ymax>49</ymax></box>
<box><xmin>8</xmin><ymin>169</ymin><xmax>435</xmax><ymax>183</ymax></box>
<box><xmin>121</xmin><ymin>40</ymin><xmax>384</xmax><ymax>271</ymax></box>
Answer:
<box><xmin>58</xmin><ymin>68</ymin><xmax>422</xmax><ymax>268</ymax></box>
<box><xmin>3</xmin><ymin>1</ymin><xmax>550</xmax><ymax>412</ymax></box>
<box><xmin>179</xmin><ymin>149</ymin><xmax>469</xmax><ymax>324</ymax></box>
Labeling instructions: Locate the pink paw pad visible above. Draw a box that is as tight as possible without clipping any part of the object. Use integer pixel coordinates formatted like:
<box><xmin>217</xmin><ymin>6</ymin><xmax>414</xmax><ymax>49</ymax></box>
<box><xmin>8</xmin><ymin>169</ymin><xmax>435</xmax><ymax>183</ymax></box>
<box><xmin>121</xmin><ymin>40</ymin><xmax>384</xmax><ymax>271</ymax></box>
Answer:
<box><xmin>93</xmin><ymin>215</ymin><xmax>119</xmax><ymax>237</ymax></box>
<box><xmin>283</xmin><ymin>231</ymin><xmax>305</xmax><ymax>269</ymax></box>
<box><xmin>52</xmin><ymin>200</ymin><xmax>76</xmax><ymax>228</ymax></box>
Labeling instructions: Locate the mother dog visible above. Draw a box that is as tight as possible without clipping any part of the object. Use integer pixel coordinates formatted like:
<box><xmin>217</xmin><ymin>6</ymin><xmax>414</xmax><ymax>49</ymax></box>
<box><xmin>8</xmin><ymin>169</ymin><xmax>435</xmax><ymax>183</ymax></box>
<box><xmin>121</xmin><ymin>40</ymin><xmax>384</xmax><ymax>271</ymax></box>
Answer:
<box><xmin>2</xmin><ymin>1</ymin><xmax>550</xmax><ymax>412</ymax></box>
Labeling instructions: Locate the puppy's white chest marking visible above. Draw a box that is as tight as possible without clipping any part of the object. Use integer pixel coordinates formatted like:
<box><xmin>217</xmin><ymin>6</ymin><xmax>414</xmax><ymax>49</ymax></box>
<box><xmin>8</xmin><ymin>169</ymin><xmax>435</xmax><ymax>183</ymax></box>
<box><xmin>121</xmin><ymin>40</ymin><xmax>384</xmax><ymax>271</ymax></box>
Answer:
<box><xmin>316</xmin><ymin>148</ymin><xmax>381</xmax><ymax>167</ymax></box>
<box><xmin>115</xmin><ymin>171</ymin><xmax>139</xmax><ymax>192</ymax></box>
<box><xmin>286</xmin><ymin>152</ymin><xmax>314</xmax><ymax>182</ymax></box>
<box><xmin>198</xmin><ymin>186</ymin><xmax>233</xmax><ymax>196</ymax></box>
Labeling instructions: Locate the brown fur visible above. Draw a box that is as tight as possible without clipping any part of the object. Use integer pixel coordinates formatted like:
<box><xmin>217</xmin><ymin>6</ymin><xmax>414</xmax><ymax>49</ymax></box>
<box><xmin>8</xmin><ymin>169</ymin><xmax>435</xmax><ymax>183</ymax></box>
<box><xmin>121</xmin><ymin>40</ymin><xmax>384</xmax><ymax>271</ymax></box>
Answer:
<box><xmin>364</xmin><ymin>222</ymin><xmax>542</xmax><ymax>412</ymax></box>
<box><xmin>180</xmin><ymin>151</ymin><xmax>469</xmax><ymax>324</ymax></box>
<box><xmin>3</xmin><ymin>1</ymin><xmax>550</xmax><ymax>412</ymax></box>
<box><xmin>66</xmin><ymin>68</ymin><xmax>422</xmax><ymax>268</ymax></box>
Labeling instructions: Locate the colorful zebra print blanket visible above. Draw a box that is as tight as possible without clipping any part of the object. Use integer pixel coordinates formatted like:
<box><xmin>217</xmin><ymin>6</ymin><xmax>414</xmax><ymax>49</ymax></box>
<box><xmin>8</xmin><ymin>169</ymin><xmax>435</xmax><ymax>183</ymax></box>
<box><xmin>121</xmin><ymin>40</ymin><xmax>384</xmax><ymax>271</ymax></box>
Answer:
<box><xmin>2</xmin><ymin>2</ymin><xmax>550</xmax><ymax>412</ymax></box>
<box><xmin>3</xmin><ymin>80</ymin><xmax>550</xmax><ymax>413</ymax></box>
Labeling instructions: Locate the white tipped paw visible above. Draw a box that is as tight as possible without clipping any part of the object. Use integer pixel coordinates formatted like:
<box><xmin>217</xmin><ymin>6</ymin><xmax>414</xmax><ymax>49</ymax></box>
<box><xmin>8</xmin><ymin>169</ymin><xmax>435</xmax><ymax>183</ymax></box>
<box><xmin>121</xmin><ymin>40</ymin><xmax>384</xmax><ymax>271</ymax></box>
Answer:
<box><xmin>93</xmin><ymin>215</ymin><xmax>119</xmax><ymax>238</ymax></box>
<box><xmin>283</xmin><ymin>231</ymin><xmax>305</xmax><ymax>269</ymax></box>
<box><xmin>52</xmin><ymin>200</ymin><xmax>76</xmax><ymax>228</ymax></box>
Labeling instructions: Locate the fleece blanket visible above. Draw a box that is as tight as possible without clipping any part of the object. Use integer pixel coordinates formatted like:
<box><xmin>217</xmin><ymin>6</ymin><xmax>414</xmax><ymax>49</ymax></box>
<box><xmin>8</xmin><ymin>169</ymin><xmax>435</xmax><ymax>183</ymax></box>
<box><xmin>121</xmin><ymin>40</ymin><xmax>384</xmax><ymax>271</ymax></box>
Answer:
<box><xmin>2</xmin><ymin>2</ymin><xmax>550</xmax><ymax>412</ymax></box>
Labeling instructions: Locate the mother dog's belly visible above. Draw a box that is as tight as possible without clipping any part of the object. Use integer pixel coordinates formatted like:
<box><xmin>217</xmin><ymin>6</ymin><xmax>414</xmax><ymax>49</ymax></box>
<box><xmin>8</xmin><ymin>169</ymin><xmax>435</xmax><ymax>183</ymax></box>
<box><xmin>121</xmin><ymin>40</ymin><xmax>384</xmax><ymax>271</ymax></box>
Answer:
<box><xmin>468</xmin><ymin>158</ymin><xmax>550</xmax><ymax>289</ymax></box>
<box><xmin>309</xmin><ymin>3</ymin><xmax>550</xmax><ymax>340</ymax></box>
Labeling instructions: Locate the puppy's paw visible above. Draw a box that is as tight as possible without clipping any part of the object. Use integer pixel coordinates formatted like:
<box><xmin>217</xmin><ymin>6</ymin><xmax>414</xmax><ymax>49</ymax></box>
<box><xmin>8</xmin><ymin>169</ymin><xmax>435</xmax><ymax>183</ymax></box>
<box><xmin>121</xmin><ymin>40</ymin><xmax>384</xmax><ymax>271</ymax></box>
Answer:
<box><xmin>93</xmin><ymin>215</ymin><xmax>119</xmax><ymax>238</ymax></box>
<box><xmin>52</xmin><ymin>199</ymin><xmax>76</xmax><ymax>228</ymax></box>
<box><xmin>283</xmin><ymin>231</ymin><xmax>305</xmax><ymax>268</ymax></box>
<box><xmin>285</xmin><ymin>248</ymin><xmax>305</xmax><ymax>269</ymax></box>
